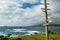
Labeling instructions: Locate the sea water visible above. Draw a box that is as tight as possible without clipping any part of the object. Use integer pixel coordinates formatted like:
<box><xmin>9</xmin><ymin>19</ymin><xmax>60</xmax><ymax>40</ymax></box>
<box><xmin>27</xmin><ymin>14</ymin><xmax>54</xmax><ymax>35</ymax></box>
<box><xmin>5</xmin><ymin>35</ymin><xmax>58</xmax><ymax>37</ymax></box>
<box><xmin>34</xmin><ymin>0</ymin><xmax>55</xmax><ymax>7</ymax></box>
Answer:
<box><xmin>0</xmin><ymin>26</ymin><xmax>60</xmax><ymax>36</ymax></box>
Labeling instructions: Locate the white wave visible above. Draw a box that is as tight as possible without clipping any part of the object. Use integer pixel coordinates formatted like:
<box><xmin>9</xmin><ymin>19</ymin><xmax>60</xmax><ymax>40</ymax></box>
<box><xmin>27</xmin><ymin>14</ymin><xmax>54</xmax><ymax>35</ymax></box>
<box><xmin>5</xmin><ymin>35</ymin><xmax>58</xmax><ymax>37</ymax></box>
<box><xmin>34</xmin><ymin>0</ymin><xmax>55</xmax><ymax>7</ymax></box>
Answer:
<box><xmin>12</xmin><ymin>29</ymin><xmax>27</xmax><ymax>32</ymax></box>
<box><xmin>13</xmin><ymin>29</ymin><xmax>27</xmax><ymax>30</ymax></box>
<box><xmin>27</xmin><ymin>31</ymin><xmax>40</xmax><ymax>34</ymax></box>
<box><xmin>0</xmin><ymin>32</ymin><xmax>7</xmax><ymax>36</ymax></box>
<box><xmin>24</xmin><ymin>31</ymin><xmax>40</xmax><ymax>35</ymax></box>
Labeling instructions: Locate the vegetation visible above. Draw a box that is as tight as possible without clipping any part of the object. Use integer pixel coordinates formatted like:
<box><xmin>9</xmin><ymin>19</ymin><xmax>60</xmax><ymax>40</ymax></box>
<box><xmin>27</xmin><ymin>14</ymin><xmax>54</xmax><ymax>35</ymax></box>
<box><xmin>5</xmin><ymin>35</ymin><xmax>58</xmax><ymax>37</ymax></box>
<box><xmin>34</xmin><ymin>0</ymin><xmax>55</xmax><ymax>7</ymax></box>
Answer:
<box><xmin>0</xmin><ymin>35</ymin><xmax>4</xmax><ymax>38</ymax></box>
<box><xmin>48</xmin><ymin>30</ymin><xmax>55</xmax><ymax>34</ymax></box>
<box><xmin>0</xmin><ymin>33</ymin><xmax>60</xmax><ymax>40</ymax></box>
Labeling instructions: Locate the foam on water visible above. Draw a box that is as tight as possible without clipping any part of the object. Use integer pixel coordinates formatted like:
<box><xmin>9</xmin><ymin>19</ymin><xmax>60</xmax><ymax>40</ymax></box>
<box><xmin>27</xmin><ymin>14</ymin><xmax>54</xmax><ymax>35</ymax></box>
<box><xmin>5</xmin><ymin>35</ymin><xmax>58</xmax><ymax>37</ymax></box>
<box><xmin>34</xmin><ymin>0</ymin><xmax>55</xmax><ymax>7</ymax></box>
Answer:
<box><xmin>12</xmin><ymin>29</ymin><xmax>27</xmax><ymax>32</ymax></box>
<box><xmin>0</xmin><ymin>32</ymin><xmax>7</xmax><ymax>36</ymax></box>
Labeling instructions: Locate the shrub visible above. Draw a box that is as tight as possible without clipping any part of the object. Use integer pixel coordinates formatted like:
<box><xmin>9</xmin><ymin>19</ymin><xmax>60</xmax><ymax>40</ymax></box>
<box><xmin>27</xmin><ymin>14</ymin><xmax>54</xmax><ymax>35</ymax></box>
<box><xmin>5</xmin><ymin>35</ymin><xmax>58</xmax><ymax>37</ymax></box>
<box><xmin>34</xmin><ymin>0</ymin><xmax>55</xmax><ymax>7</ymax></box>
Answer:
<box><xmin>7</xmin><ymin>34</ymin><xmax>12</xmax><ymax>37</ymax></box>
<box><xmin>48</xmin><ymin>30</ymin><xmax>54</xmax><ymax>34</ymax></box>
<box><xmin>16</xmin><ymin>38</ymin><xmax>22</xmax><ymax>40</ymax></box>
<box><xmin>2</xmin><ymin>37</ymin><xmax>8</xmax><ymax>40</ymax></box>
<box><xmin>34</xmin><ymin>32</ymin><xmax>38</xmax><ymax>34</ymax></box>
<box><xmin>0</xmin><ymin>35</ymin><xmax>4</xmax><ymax>38</ymax></box>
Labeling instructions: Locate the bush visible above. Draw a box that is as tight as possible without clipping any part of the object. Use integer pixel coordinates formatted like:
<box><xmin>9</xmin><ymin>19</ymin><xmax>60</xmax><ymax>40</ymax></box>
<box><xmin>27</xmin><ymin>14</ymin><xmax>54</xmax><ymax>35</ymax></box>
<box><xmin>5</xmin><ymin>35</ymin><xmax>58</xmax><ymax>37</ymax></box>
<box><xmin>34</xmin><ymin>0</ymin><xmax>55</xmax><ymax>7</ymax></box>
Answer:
<box><xmin>7</xmin><ymin>34</ymin><xmax>12</xmax><ymax>37</ymax></box>
<box><xmin>34</xmin><ymin>32</ymin><xmax>38</xmax><ymax>34</ymax></box>
<box><xmin>2</xmin><ymin>37</ymin><xmax>8</xmax><ymax>40</ymax></box>
<box><xmin>0</xmin><ymin>35</ymin><xmax>4</xmax><ymax>38</ymax></box>
<box><xmin>16</xmin><ymin>38</ymin><xmax>22</xmax><ymax>40</ymax></box>
<box><xmin>48</xmin><ymin>30</ymin><xmax>54</xmax><ymax>34</ymax></box>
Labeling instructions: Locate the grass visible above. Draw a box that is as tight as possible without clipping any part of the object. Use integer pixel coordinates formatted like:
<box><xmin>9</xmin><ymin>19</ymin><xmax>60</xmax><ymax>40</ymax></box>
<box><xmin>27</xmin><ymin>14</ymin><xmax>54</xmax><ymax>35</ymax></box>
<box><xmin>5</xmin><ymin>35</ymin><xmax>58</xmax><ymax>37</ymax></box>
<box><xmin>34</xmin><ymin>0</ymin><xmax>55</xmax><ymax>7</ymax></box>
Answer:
<box><xmin>0</xmin><ymin>33</ymin><xmax>60</xmax><ymax>40</ymax></box>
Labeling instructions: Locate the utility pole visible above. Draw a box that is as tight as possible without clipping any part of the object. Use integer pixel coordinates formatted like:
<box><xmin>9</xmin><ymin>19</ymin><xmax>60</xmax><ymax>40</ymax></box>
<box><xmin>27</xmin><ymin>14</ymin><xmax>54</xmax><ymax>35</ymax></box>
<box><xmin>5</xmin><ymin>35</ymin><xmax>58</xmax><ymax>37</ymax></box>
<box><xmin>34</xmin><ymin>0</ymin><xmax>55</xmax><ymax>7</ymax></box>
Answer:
<box><xmin>44</xmin><ymin>0</ymin><xmax>49</xmax><ymax>40</ymax></box>
<box><xmin>41</xmin><ymin>0</ymin><xmax>51</xmax><ymax>40</ymax></box>
<box><xmin>41</xmin><ymin>0</ymin><xmax>49</xmax><ymax>40</ymax></box>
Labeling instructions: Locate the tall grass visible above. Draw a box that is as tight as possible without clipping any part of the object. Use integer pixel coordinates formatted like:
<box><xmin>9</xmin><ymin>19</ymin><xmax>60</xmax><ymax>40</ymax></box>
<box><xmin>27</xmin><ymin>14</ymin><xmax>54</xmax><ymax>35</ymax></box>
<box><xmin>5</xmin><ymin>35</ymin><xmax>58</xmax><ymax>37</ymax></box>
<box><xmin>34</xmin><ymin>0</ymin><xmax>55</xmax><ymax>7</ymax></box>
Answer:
<box><xmin>0</xmin><ymin>33</ymin><xmax>60</xmax><ymax>40</ymax></box>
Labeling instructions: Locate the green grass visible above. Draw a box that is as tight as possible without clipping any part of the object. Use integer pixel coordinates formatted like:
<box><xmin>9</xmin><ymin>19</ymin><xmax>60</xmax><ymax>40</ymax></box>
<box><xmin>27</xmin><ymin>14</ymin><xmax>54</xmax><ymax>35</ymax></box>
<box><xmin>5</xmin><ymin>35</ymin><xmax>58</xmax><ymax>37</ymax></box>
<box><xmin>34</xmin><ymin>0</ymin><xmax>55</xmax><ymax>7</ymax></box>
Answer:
<box><xmin>0</xmin><ymin>33</ymin><xmax>60</xmax><ymax>40</ymax></box>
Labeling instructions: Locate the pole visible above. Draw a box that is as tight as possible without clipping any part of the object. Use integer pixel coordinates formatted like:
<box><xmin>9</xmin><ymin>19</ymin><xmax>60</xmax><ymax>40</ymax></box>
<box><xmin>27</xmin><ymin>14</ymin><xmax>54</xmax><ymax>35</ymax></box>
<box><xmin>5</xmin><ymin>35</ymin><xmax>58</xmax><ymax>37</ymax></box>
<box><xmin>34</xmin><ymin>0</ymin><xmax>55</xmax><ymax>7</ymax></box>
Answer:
<box><xmin>44</xmin><ymin>0</ymin><xmax>49</xmax><ymax>40</ymax></box>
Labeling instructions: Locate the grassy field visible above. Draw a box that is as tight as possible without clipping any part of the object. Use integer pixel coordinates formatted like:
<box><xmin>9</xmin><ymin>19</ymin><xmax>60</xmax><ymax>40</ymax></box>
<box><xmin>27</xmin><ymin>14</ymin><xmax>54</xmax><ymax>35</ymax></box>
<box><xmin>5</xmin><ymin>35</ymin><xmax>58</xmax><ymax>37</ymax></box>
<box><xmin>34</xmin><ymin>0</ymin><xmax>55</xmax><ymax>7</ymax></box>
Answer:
<box><xmin>0</xmin><ymin>33</ymin><xmax>60</xmax><ymax>40</ymax></box>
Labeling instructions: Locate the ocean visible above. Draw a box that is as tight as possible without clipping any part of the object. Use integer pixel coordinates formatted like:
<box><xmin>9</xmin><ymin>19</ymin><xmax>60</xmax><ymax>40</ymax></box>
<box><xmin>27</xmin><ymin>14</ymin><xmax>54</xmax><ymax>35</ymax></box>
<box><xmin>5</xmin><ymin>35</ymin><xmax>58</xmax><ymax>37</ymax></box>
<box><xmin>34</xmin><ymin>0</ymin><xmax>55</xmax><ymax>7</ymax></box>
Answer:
<box><xmin>0</xmin><ymin>26</ymin><xmax>60</xmax><ymax>36</ymax></box>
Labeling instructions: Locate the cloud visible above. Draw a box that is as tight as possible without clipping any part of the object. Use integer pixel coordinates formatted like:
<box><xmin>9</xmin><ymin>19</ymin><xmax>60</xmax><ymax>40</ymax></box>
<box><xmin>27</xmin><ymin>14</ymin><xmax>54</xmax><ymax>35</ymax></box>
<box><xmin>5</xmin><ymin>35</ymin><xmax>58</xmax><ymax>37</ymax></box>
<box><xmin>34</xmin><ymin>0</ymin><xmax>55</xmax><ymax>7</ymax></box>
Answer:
<box><xmin>0</xmin><ymin>0</ymin><xmax>60</xmax><ymax>26</ymax></box>
<box><xmin>23</xmin><ymin>0</ymin><xmax>40</xmax><ymax>4</ymax></box>
<box><xmin>48</xmin><ymin>0</ymin><xmax>60</xmax><ymax>24</ymax></box>
<box><xmin>0</xmin><ymin>0</ymin><xmax>44</xmax><ymax>26</ymax></box>
<box><xmin>6</xmin><ymin>5</ymin><xmax>45</xmax><ymax>26</ymax></box>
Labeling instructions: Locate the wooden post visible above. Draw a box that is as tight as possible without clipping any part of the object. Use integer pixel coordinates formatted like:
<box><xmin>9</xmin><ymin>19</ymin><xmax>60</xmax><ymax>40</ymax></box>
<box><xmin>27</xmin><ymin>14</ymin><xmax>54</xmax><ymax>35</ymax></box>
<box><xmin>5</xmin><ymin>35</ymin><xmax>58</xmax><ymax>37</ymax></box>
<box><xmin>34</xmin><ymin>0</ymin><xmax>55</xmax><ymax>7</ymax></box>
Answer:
<box><xmin>44</xmin><ymin>0</ymin><xmax>49</xmax><ymax>40</ymax></box>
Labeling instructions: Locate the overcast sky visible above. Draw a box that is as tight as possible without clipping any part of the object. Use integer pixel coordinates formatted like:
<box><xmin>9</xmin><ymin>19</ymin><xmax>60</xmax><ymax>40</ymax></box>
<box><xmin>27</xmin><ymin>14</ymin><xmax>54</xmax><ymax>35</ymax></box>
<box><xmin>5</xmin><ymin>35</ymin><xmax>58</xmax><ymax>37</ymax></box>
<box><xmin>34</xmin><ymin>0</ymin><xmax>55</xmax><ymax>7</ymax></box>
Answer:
<box><xmin>0</xmin><ymin>0</ymin><xmax>60</xmax><ymax>26</ymax></box>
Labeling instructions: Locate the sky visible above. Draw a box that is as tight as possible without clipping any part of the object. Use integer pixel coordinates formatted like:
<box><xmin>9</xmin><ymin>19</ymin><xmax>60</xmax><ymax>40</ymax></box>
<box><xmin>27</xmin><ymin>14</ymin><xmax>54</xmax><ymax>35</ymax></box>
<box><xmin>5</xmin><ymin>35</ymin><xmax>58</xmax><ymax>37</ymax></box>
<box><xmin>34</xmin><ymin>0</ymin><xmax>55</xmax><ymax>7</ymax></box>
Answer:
<box><xmin>0</xmin><ymin>0</ymin><xmax>60</xmax><ymax>26</ymax></box>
